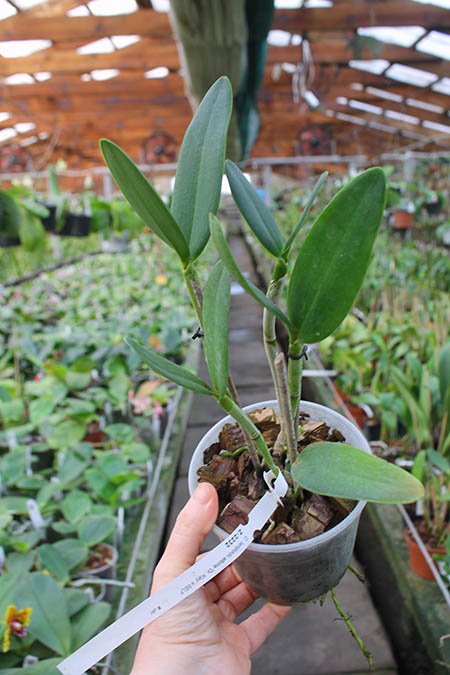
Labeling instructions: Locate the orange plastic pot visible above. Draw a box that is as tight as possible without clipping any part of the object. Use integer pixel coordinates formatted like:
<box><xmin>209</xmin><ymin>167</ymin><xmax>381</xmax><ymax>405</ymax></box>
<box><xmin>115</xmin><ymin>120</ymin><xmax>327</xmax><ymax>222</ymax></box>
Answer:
<box><xmin>403</xmin><ymin>528</ymin><xmax>445</xmax><ymax>581</ymax></box>
<box><xmin>393</xmin><ymin>210</ymin><xmax>413</xmax><ymax>230</ymax></box>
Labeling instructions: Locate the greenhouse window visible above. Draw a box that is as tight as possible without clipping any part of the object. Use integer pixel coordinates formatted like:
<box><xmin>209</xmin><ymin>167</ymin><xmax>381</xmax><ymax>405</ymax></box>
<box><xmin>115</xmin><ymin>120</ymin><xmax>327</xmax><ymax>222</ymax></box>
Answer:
<box><xmin>422</xmin><ymin>119</ymin><xmax>450</xmax><ymax>134</ymax></box>
<box><xmin>416</xmin><ymin>31</ymin><xmax>450</xmax><ymax>60</ymax></box>
<box><xmin>0</xmin><ymin>0</ymin><xmax>16</xmax><ymax>20</ymax></box>
<box><xmin>145</xmin><ymin>67</ymin><xmax>169</xmax><ymax>79</ymax></box>
<box><xmin>385</xmin><ymin>110</ymin><xmax>420</xmax><ymax>125</ymax></box>
<box><xmin>4</xmin><ymin>73</ymin><xmax>35</xmax><ymax>85</ymax></box>
<box><xmin>87</xmin><ymin>0</ymin><xmax>138</xmax><ymax>15</ymax></box>
<box><xmin>77</xmin><ymin>38</ymin><xmax>115</xmax><ymax>55</ymax></box>
<box><xmin>406</xmin><ymin>98</ymin><xmax>444</xmax><ymax>114</ymax></box>
<box><xmin>15</xmin><ymin>122</ymin><xmax>36</xmax><ymax>133</ymax></box>
<box><xmin>91</xmin><ymin>69</ymin><xmax>120</xmax><ymax>81</ymax></box>
<box><xmin>34</xmin><ymin>71</ymin><xmax>52</xmax><ymax>81</ymax></box>
<box><xmin>432</xmin><ymin>77</ymin><xmax>450</xmax><ymax>95</ymax></box>
<box><xmin>365</xmin><ymin>87</ymin><xmax>403</xmax><ymax>102</ymax></box>
<box><xmin>0</xmin><ymin>111</ymin><xmax>10</xmax><ymax>122</ymax></box>
<box><xmin>349</xmin><ymin>60</ymin><xmax>390</xmax><ymax>75</ymax></box>
<box><xmin>67</xmin><ymin>5</ymin><xmax>90</xmax><ymax>16</ymax></box>
<box><xmin>349</xmin><ymin>99</ymin><xmax>383</xmax><ymax>115</ymax></box>
<box><xmin>0</xmin><ymin>127</ymin><xmax>17</xmax><ymax>142</ymax></box>
<box><xmin>357</xmin><ymin>26</ymin><xmax>425</xmax><ymax>48</ymax></box>
<box><xmin>0</xmin><ymin>40</ymin><xmax>52</xmax><ymax>58</ymax></box>
<box><xmin>385</xmin><ymin>64</ymin><xmax>438</xmax><ymax>87</ymax></box>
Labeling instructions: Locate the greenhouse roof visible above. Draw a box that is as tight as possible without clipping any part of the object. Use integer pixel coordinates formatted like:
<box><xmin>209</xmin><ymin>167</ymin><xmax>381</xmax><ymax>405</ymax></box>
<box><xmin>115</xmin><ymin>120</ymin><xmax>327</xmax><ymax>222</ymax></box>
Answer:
<box><xmin>0</xmin><ymin>0</ymin><xmax>448</xmax><ymax>167</ymax></box>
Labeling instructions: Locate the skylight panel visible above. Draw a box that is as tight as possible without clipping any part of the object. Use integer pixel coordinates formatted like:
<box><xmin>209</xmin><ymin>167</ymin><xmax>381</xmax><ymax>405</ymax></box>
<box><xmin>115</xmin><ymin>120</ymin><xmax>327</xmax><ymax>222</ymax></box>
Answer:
<box><xmin>350</xmin><ymin>83</ymin><xmax>364</xmax><ymax>91</ymax></box>
<box><xmin>91</xmin><ymin>69</ymin><xmax>119</xmax><ymax>81</ymax></box>
<box><xmin>349</xmin><ymin>99</ymin><xmax>382</xmax><ymax>114</ymax></box>
<box><xmin>365</xmin><ymin>86</ymin><xmax>403</xmax><ymax>102</ymax></box>
<box><xmin>111</xmin><ymin>35</ymin><xmax>140</xmax><ymax>49</ymax></box>
<box><xmin>0</xmin><ymin>112</ymin><xmax>10</xmax><ymax>123</ymax></box>
<box><xmin>15</xmin><ymin>122</ymin><xmax>36</xmax><ymax>133</ymax></box>
<box><xmin>20</xmin><ymin>135</ymin><xmax>38</xmax><ymax>147</ymax></box>
<box><xmin>87</xmin><ymin>0</ymin><xmax>138</xmax><ymax>16</ymax></box>
<box><xmin>432</xmin><ymin>77</ymin><xmax>450</xmax><ymax>95</ymax></box>
<box><xmin>291</xmin><ymin>34</ymin><xmax>302</xmax><ymax>46</ymax></box>
<box><xmin>357</xmin><ymin>26</ymin><xmax>426</xmax><ymax>48</ymax></box>
<box><xmin>336</xmin><ymin>112</ymin><xmax>366</xmax><ymax>126</ymax></box>
<box><xmin>385</xmin><ymin>63</ymin><xmax>438</xmax><ymax>87</ymax></box>
<box><xmin>406</xmin><ymin>98</ymin><xmax>444</xmax><ymax>113</ymax></box>
<box><xmin>0</xmin><ymin>40</ymin><xmax>52</xmax><ymax>58</ymax></box>
<box><xmin>275</xmin><ymin>0</ymin><xmax>303</xmax><ymax>6</ymax></box>
<box><xmin>0</xmin><ymin>1</ymin><xmax>17</xmax><ymax>20</ymax></box>
<box><xmin>77</xmin><ymin>38</ymin><xmax>114</xmax><ymax>55</ymax></box>
<box><xmin>38</xmin><ymin>131</ymin><xmax>49</xmax><ymax>140</ymax></box>
<box><xmin>268</xmin><ymin>30</ymin><xmax>292</xmax><ymax>47</ymax></box>
<box><xmin>0</xmin><ymin>128</ymin><xmax>17</xmax><ymax>142</ymax></box>
<box><xmin>422</xmin><ymin>119</ymin><xmax>450</xmax><ymax>133</ymax></box>
<box><xmin>4</xmin><ymin>73</ymin><xmax>35</xmax><ymax>85</ymax></box>
<box><xmin>416</xmin><ymin>31</ymin><xmax>450</xmax><ymax>60</ymax></box>
<box><xmin>366</xmin><ymin>121</ymin><xmax>397</xmax><ymax>133</ymax></box>
<box><xmin>151</xmin><ymin>0</ymin><xmax>170</xmax><ymax>9</ymax></box>
<box><xmin>385</xmin><ymin>109</ymin><xmax>419</xmax><ymax>125</ymax></box>
<box><xmin>336</xmin><ymin>96</ymin><xmax>348</xmax><ymax>105</ymax></box>
<box><xmin>80</xmin><ymin>73</ymin><xmax>91</xmax><ymax>81</ymax></box>
<box><xmin>144</xmin><ymin>66</ymin><xmax>169</xmax><ymax>79</ymax></box>
<box><xmin>67</xmin><ymin>5</ymin><xmax>90</xmax><ymax>16</ymax></box>
<box><xmin>304</xmin><ymin>0</ymin><xmax>333</xmax><ymax>6</ymax></box>
<box><xmin>349</xmin><ymin>59</ymin><xmax>390</xmax><ymax>75</ymax></box>
<box><xmin>14</xmin><ymin>0</ymin><xmax>45</xmax><ymax>8</ymax></box>
<box><xmin>34</xmin><ymin>71</ymin><xmax>51</xmax><ymax>81</ymax></box>
<box><xmin>412</xmin><ymin>0</ymin><xmax>450</xmax><ymax>8</ymax></box>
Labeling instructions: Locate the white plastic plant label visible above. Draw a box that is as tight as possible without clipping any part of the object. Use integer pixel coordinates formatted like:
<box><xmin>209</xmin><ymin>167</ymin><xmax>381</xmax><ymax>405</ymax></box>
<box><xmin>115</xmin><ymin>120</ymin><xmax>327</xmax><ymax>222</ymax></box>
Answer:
<box><xmin>57</xmin><ymin>471</ymin><xmax>288</xmax><ymax>675</ymax></box>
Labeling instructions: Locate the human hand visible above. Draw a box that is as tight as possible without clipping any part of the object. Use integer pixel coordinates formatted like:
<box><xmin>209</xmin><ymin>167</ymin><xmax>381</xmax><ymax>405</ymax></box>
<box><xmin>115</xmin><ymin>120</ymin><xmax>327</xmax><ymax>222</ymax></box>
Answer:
<box><xmin>131</xmin><ymin>482</ymin><xmax>291</xmax><ymax>675</ymax></box>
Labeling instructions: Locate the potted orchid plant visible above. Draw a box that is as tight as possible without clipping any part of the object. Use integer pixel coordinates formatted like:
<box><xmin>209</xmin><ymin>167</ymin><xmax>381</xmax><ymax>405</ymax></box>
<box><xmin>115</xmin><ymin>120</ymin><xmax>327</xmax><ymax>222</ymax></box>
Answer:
<box><xmin>100</xmin><ymin>76</ymin><xmax>423</xmax><ymax>606</ymax></box>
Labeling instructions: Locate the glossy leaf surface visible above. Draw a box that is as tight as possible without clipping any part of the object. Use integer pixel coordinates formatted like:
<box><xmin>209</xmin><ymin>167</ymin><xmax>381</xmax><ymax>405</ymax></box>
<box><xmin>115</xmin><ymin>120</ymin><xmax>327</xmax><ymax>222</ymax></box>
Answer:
<box><xmin>171</xmin><ymin>77</ymin><xmax>232</xmax><ymax>259</ymax></box>
<box><xmin>287</xmin><ymin>168</ymin><xmax>386</xmax><ymax>342</ymax></box>
<box><xmin>203</xmin><ymin>262</ymin><xmax>230</xmax><ymax>398</ymax></box>
<box><xmin>210</xmin><ymin>215</ymin><xmax>294</xmax><ymax>331</ymax></box>
<box><xmin>100</xmin><ymin>139</ymin><xmax>189</xmax><ymax>261</ymax></box>
<box><xmin>292</xmin><ymin>442</ymin><xmax>424</xmax><ymax>503</ymax></box>
<box><xmin>126</xmin><ymin>338</ymin><xmax>212</xmax><ymax>396</ymax></box>
<box><xmin>225</xmin><ymin>160</ymin><xmax>283</xmax><ymax>257</ymax></box>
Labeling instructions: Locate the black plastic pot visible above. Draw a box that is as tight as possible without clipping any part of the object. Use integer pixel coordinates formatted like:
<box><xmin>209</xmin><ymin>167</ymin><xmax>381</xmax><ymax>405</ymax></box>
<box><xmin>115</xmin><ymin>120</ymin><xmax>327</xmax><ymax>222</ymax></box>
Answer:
<box><xmin>59</xmin><ymin>213</ymin><xmax>91</xmax><ymax>237</ymax></box>
<box><xmin>0</xmin><ymin>234</ymin><xmax>20</xmax><ymax>248</ymax></box>
<box><xmin>41</xmin><ymin>204</ymin><xmax>57</xmax><ymax>232</ymax></box>
<box><xmin>425</xmin><ymin>201</ymin><xmax>441</xmax><ymax>215</ymax></box>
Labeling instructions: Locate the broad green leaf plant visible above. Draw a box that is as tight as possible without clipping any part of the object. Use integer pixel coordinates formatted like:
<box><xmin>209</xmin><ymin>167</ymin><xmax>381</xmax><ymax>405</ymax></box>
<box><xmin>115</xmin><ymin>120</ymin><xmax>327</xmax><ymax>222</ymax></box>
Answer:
<box><xmin>101</xmin><ymin>76</ymin><xmax>423</xmax><ymax>507</ymax></box>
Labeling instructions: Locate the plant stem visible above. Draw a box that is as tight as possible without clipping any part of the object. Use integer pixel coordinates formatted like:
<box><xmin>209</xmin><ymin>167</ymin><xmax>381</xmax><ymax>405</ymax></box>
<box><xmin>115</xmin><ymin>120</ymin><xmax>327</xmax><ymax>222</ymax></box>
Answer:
<box><xmin>263</xmin><ymin>258</ymin><xmax>287</xmax><ymax>397</ymax></box>
<box><xmin>184</xmin><ymin>263</ymin><xmax>261</xmax><ymax>470</ymax></box>
<box><xmin>288</xmin><ymin>335</ymin><xmax>304</xmax><ymax>432</ymax></box>
<box><xmin>218</xmin><ymin>395</ymin><xmax>279</xmax><ymax>475</ymax></box>
<box><xmin>330</xmin><ymin>589</ymin><xmax>374</xmax><ymax>672</ymax></box>
<box><xmin>274</xmin><ymin>353</ymin><xmax>297</xmax><ymax>465</ymax></box>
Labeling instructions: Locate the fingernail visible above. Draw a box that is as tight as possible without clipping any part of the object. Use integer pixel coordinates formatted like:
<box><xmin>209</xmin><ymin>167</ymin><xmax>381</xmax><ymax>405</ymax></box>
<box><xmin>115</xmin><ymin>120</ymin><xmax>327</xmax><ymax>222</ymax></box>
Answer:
<box><xmin>194</xmin><ymin>482</ymin><xmax>212</xmax><ymax>505</ymax></box>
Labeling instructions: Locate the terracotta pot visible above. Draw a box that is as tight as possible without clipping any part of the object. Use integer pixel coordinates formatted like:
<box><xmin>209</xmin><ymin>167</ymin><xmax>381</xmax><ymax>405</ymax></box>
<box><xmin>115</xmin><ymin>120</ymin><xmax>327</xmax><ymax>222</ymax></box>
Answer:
<box><xmin>393</xmin><ymin>210</ymin><xmax>413</xmax><ymax>230</ymax></box>
<box><xmin>403</xmin><ymin>527</ymin><xmax>445</xmax><ymax>581</ymax></box>
<box><xmin>189</xmin><ymin>400</ymin><xmax>371</xmax><ymax>604</ymax></box>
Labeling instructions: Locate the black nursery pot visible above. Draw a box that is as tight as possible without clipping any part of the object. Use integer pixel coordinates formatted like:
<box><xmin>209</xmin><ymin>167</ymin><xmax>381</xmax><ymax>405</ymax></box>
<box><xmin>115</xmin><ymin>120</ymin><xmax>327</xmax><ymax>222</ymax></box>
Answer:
<box><xmin>425</xmin><ymin>201</ymin><xmax>441</xmax><ymax>215</ymax></box>
<box><xmin>60</xmin><ymin>213</ymin><xmax>91</xmax><ymax>237</ymax></box>
<box><xmin>41</xmin><ymin>204</ymin><xmax>57</xmax><ymax>232</ymax></box>
<box><xmin>0</xmin><ymin>234</ymin><xmax>20</xmax><ymax>247</ymax></box>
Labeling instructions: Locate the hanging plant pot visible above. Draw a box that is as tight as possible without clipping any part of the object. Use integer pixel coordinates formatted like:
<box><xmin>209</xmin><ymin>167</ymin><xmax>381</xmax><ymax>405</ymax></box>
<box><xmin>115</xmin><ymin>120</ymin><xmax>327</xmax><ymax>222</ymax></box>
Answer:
<box><xmin>59</xmin><ymin>213</ymin><xmax>91</xmax><ymax>237</ymax></box>
<box><xmin>393</xmin><ymin>210</ymin><xmax>413</xmax><ymax>230</ymax></box>
<box><xmin>41</xmin><ymin>203</ymin><xmax>57</xmax><ymax>232</ymax></box>
<box><xmin>0</xmin><ymin>234</ymin><xmax>21</xmax><ymax>247</ymax></box>
<box><xmin>189</xmin><ymin>400</ymin><xmax>371</xmax><ymax>604</ymax></box>
<box><xmin>403</xmin><ymin>526</ymin><xmax>445</xmax><ymax>581</ymax></box>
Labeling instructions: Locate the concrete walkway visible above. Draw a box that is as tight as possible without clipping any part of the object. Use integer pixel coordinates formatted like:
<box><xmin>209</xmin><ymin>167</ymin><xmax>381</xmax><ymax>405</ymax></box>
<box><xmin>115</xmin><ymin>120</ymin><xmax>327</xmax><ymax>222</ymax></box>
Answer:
<box><xmin>166</xmin><ymin>234</ymin><xmax>397</xmax><ymax>675</ymax></box>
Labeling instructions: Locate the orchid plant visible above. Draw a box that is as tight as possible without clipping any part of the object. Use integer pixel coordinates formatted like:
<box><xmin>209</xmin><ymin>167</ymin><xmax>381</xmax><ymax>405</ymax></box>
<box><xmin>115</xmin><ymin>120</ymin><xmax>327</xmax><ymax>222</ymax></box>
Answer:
<box><xmin>100</xmin><ymin>76</ymin><xmax>423</xmax><ymax>507</ymax></box>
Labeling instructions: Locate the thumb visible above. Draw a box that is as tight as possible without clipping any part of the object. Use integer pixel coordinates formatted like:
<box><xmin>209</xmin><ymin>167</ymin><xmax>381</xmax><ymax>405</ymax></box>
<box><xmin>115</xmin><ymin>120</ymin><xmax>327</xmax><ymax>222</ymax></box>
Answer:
<box><xmin>151</xmin><ymin>481</ymin><xmax>218</xmax><ymax>592</ymax></box>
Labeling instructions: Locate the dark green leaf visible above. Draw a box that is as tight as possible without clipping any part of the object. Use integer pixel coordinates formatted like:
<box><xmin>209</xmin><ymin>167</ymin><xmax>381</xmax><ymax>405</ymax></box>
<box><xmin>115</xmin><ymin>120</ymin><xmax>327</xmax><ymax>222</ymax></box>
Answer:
<box><xmin>126</xmin><ymin>338</ymin><xmax>212</xmax><ymax>396</ymax></box>
<box><xmin>78</xmin><ymin>515</ymin><xmax>116</xmax><ymax>547</ymax></box>
<box><xmin>64</xmin><ymin>588</ymin><xmax>90</xmax><ymax>617</ymax></box>
<box><xmin>292</xmin><ymin>441</ymin><xmax>424</xmax><ymax>503</ymax></box>
<box><xmin>210</xmin><ymin>215</ymin><xmax>294</xmax><ymax>331</ymax></box>
<box><xmin>100</xmin><ymin>139</ymin><xmax>189</xmax><ymax>261</ymax></box>
<box><xmin>70</xmin><ymin>602</ymin><xmax>111</xmax><ymax>651</ymax></box>
<box><xmin>287</xmin><ymin>168</ymin><xmax>386</xmax><ymax>342</ymax></box>
<box><xmin>225</xmin><ymin>160</ymin><xmax>283</xmax><ymax>257</ymax></box>
<box><xmin>37</xmin><ymin>544</ymin><xmax>70</xmax><ymax>583</ymax></box>
<box><xmin>203</xmin><ymin>262</ymin><xmax>230</xmax><ymax>397</ymax></box>
<box><xmin>15</xmin><ymin>573</ymin><xmax>71</xmax><ymax>656</ymax></box>
<box><xmin>171</xmin><ymin>77</ymin><xmax>232</xmax><ymax>259</ymax></box>
<box><xmin>53</xmin><ymin>539</ymin><xmax>88</xmax><ymax>570</ymax></box>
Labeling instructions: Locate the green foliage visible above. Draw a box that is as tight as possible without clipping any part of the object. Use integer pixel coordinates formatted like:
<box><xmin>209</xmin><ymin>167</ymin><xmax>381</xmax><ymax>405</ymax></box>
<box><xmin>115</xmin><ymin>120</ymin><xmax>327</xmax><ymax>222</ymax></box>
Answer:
<box><xmin>171</xmin><ymin>77</ymin><xmax>232</xmax><ymax>260</ymax></box>
<box><xmin>202</xmin><ymin>262</ymin><xmax>231</xmax><ymax>398</ymax></box>
<box><xmin>293</xmin><ymin>442</ymin><xmax>424</xmax><ymax>503</ymax></box>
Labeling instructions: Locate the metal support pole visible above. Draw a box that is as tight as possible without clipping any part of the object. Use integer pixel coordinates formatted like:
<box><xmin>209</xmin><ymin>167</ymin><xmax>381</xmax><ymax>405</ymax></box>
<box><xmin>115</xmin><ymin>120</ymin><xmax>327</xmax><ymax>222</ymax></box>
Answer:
<box><xmin>103</xmin><ymin>171</ymin><xmax>114</xmax><ymax>199</ymax></box>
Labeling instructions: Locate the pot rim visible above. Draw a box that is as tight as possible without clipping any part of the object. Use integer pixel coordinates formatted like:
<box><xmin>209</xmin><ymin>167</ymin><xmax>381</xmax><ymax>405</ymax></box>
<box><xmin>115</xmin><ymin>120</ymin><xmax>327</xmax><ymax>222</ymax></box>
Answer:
<box><xmin>188</xmin><ymin>399</ymin><xmax>369</xmax><ymax>554</ymax></box>
<box><xmin>403</xmin><ymin>526</ymin><xmax>446</xmax><ymax>555</ymax></box>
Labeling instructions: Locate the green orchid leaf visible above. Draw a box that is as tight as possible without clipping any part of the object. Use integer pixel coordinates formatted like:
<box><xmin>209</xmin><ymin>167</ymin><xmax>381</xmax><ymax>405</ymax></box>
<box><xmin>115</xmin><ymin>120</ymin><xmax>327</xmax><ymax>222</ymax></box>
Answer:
<box><xmin>78</xmin><ymin>515</ymin><xmax>116</xmax><ymax>547</ymax></box>
<box><xmin>126</xmin><ymin>338</ymin><xmax>213</xmax><ymax>396</ymax></box>
<box><xmin>210</xmin><ymin>215</ymin><xmax>294</xmax><ymax>332</ymax></box>
<box><xmin>61</xmin><ymin>490</ymin><xmax>92</xmax><ymax>525</ymax></box>
<box><xmin>53</xmin><ymin>539</ymin><xmax>88</xmax><ymax>570</ymax></box>
<box><xmin>64</xmin><ymin>588</ymin><xmax>90</xmax><ymax>617</ymax></box>
<box><xmin>38</xmin><ymin>544</ymin><xmax>70</xmax><ymax>583</ymax></box>
<box><xmin>70</xmin><ymin>602</ymin><xmax>111</xmax><ymax>651</ymax></box>
<box><xmin>287</xmin><ymin>168</ymin><xmax>386</xmax><ymax>342</ymax></box>
<box><xmin>225</xmin><ymin>160</ymin><xmax>283</xmax><ymax>258</ymax></box>
<box><xmin>292</xmin><ymin>442</ymin><xmax>424</xmax><ymax>503</ymax></box>
<box><xmin>100</xmin><ymin>139</ymin><xmax>190</xmax><ymax>262</ymax></box>
<box><xmin>15</xmin><ymin>572</ymin><xmax>72</xmax><ymax>656</ymax></box>
<box><xmin>439</xmin><ymin>341</ymin><xmax>450</xmax><ymax>419</ymax></box>
<box><xmin>203</xmin><ymin>262</ymin><xmax>230</xmax><ymax>398</ymax></box>
<box><xmin>171</xmin><ymin>77</ymin><xmax>232</xmax><ymax>260</ymax></box>
<box><xmin>283</xmin><ymin>171</ymin><xmax>328</xmax><ymax>254</ymax></box>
